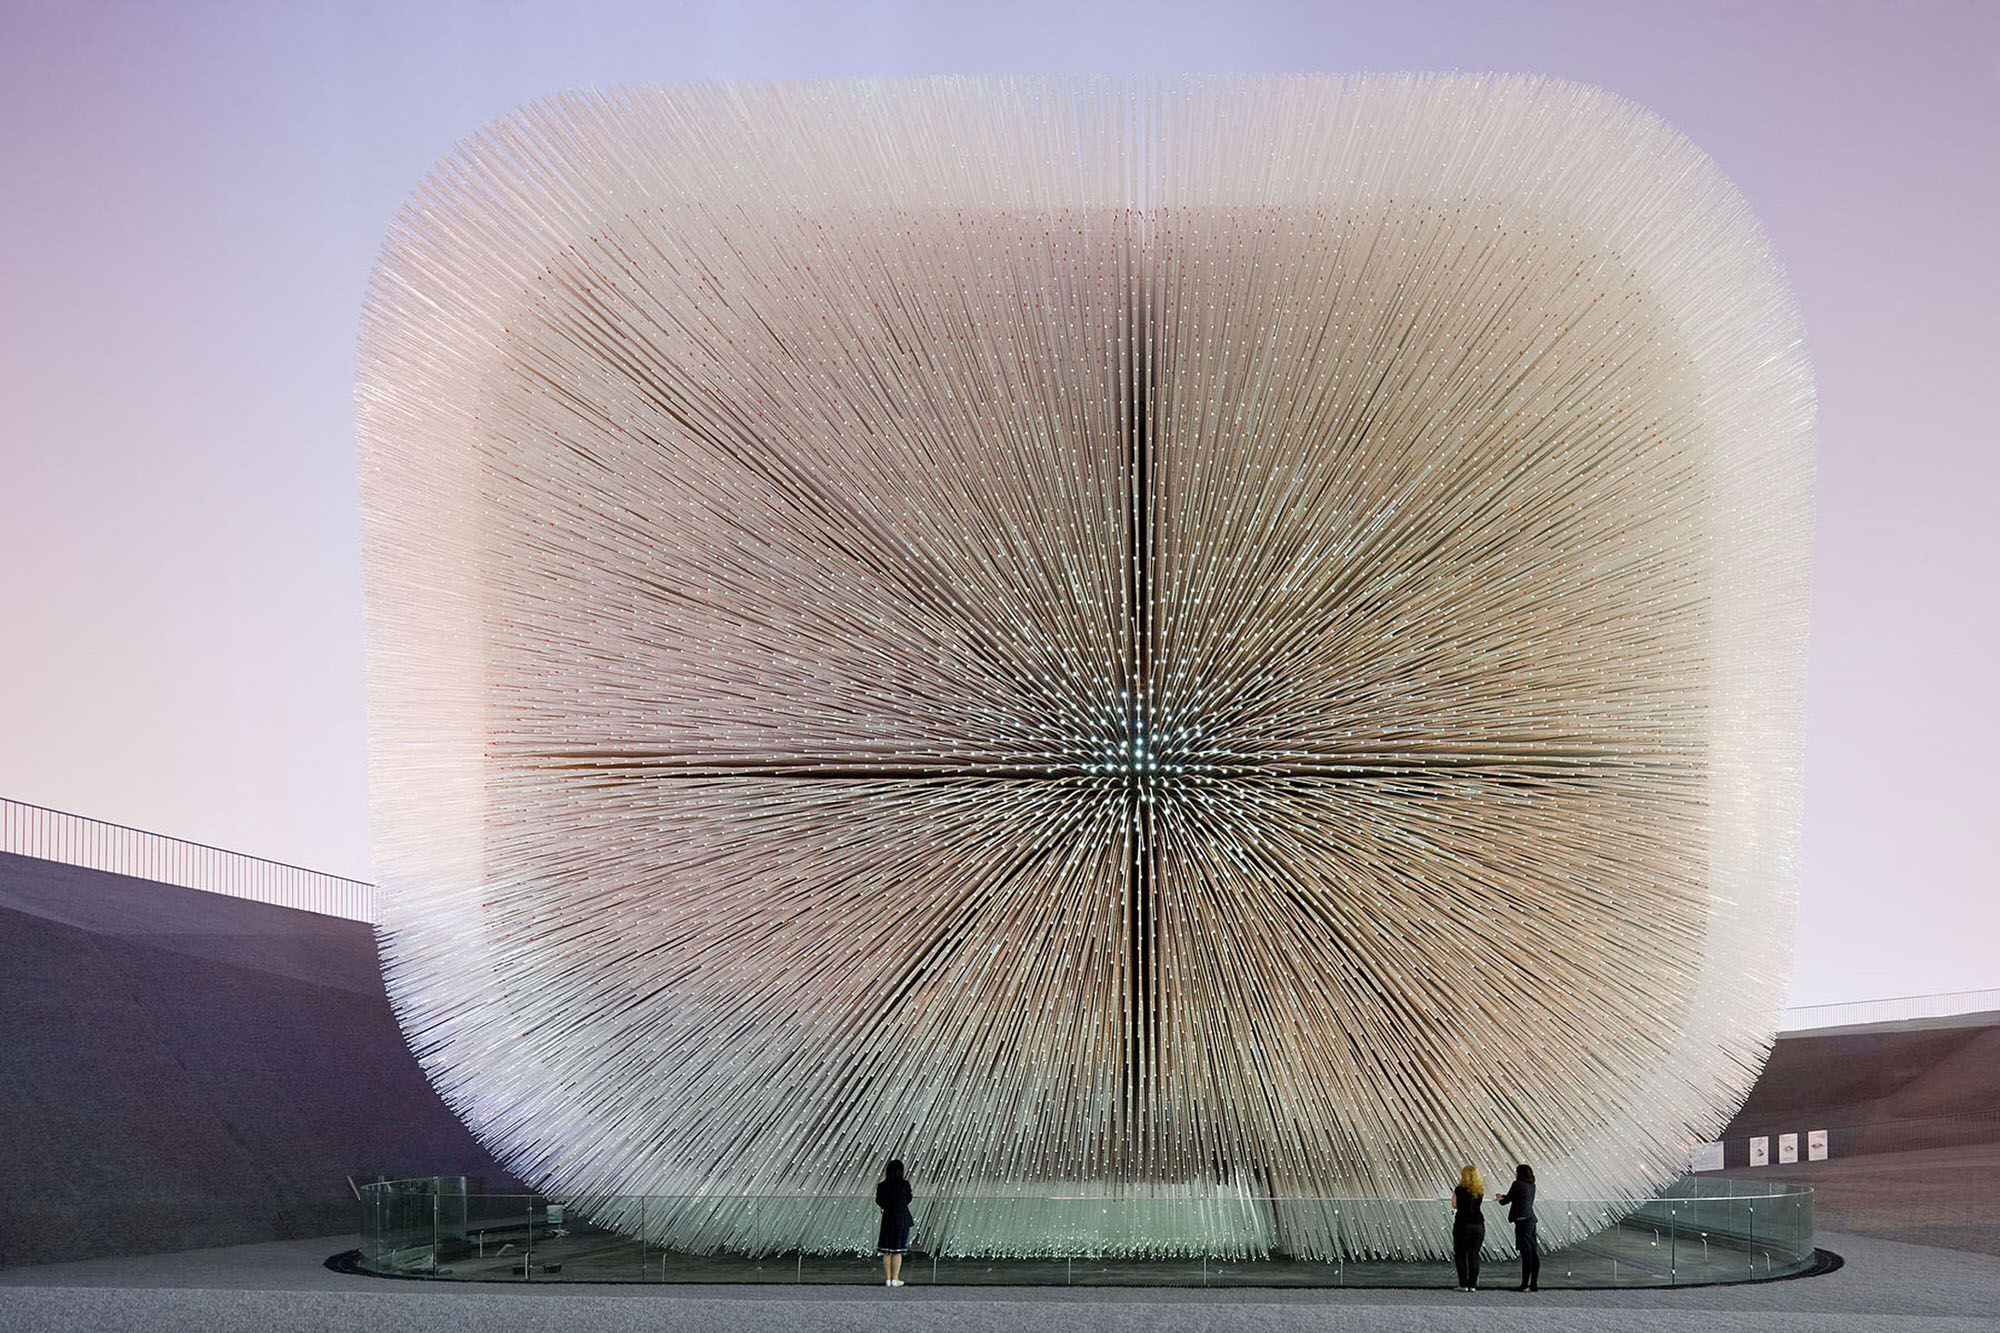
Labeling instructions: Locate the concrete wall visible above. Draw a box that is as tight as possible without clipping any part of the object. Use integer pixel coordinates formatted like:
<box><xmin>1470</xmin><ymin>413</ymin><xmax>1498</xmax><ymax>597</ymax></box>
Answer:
<box><xmin>0</xmin><ymin>852</ymin><xmax>502</xmax><ymax>1268</ymax></box>
<box><xmin>1727</xmin><ymin>1019</ymin><xmax>2000</xmax><ymax>1138</ymax></box>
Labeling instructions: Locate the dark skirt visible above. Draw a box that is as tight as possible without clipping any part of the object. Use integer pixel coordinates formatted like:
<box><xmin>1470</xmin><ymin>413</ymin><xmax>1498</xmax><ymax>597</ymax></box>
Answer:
<box><xmin>878</xmin><ymin>1216</ymin><xmax>912</xmax><ymax>1254</ymax></box>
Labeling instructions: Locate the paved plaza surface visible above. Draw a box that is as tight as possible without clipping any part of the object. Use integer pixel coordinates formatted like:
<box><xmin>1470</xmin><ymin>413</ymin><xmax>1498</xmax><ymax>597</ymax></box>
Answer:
<box><xmin>2</xmin><ymin>1226</ymin><xmax>1994</xmax><ymax>1332</ymax></box>
<box><xmin>7</xmin><ymin>1148</ymin><xmax>1997</xmax><ymax>1330</ymax></box>
<box><xmin>1724</xmin><ymin>1142</ymin><xmax>2000</xmax><ymax>1258</ymax></box>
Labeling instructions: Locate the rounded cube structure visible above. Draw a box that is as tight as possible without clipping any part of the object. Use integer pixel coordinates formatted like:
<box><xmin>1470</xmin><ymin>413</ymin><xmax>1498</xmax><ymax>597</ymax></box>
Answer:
<box><xmin>358</xmin><ymin>76</ymin><xmax>1813</xmax><ymax>1260</ymax></box>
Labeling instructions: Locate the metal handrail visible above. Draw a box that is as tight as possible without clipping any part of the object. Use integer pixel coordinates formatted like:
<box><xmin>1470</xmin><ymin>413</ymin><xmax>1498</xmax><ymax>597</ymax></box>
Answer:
<box><xmin>0</xmin><ymin>795</ymin><xmax>373</xmax><ymax>922</ymax></box>
<box><xmin>1779</xmin><ymin>988</ymin><xmax>2000</xmax><ymax>1032</ymax></box>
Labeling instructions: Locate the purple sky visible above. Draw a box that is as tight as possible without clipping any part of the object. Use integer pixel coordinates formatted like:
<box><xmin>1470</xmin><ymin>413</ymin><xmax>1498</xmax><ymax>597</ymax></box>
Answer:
<box><xmin>1</xmin><ymin>0</ymin><xmax>1994</xmax><ymax>1007</ymax></box>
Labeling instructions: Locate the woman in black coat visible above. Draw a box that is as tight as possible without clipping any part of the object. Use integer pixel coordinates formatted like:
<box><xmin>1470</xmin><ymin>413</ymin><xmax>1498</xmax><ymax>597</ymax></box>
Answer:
<box><xmin>1495</xmin><ymin>1162</ymin><xmax>1539</xmax><ymax>1291</ymax></box>
<box><xmin>875</xmin><ymin>1159</ymin><xmax>914</xmax><ymax>1286</ymax></box>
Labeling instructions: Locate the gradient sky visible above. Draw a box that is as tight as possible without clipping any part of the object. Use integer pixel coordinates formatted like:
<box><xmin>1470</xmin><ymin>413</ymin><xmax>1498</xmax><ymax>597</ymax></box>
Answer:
<box><xmin>1</xmin><ymin>0</ymin><xmax>1994</xmax><ymax>1008</ymax></box>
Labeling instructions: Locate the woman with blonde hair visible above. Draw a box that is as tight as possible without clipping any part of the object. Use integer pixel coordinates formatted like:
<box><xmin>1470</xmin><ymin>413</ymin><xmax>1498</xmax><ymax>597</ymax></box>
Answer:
<box><xmin>1450</xmin><ymin>1164</ymin><xmax>1486</xmax><ymax>1290</ymax></box>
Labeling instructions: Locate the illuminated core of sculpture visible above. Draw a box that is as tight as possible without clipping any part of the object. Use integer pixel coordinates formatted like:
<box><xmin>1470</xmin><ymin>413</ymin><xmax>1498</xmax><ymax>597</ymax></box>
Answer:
<box><xmin>359</xmin><ymin>76</ymin><xmax>1813</xmax><ymax>1260</ymax></box>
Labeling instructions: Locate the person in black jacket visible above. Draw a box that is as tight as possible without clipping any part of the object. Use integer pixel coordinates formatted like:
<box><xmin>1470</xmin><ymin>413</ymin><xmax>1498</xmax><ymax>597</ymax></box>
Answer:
<box><xmin>1451</xmin><ymin>1165</ymin><xmax>1486</xmax><ymax>1289</ymax></box>
<box><xmin>1495</xmin><ymin>1162</ymin><xmax>1539</xmax><ymax>1291</ymax></box>
<box><xmin>875</xmin><ymin>1159</ymin><xmax>915</xmax><ymax>1286</ymax></box>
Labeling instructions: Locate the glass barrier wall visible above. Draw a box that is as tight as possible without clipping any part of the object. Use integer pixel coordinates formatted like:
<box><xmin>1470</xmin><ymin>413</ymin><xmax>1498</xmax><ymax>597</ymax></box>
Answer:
<box><xmin>356</xmin><ymin>1175</ymin><xmax>1814</xmax><ymax>1288</ymax></box>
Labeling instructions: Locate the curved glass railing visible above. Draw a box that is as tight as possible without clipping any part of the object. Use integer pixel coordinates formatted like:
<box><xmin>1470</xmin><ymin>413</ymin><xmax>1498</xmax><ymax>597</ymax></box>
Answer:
<box><xmin>357</xmin><ymin>1175</ymin><xmax>1814</xmax><ymax>1287</ymax></box>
